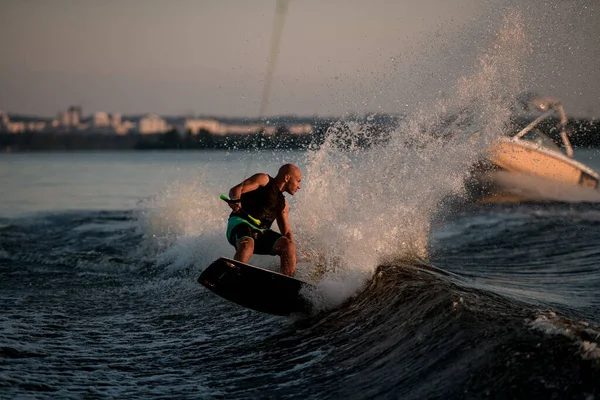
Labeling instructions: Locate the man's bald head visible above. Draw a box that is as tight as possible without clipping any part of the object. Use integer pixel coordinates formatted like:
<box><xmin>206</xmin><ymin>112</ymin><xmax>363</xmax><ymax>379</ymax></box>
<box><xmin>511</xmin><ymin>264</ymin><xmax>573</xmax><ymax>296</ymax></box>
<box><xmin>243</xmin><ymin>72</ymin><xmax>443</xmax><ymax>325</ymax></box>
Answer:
<box><xmin>277</xmin><ymin>164</ymin><xmax>300</xmax><ymax>178</ymax></box>
<box><xmin>276</xmin><ymin>164</ymin><xmax>302</xmax><ymax>195</ymax></box>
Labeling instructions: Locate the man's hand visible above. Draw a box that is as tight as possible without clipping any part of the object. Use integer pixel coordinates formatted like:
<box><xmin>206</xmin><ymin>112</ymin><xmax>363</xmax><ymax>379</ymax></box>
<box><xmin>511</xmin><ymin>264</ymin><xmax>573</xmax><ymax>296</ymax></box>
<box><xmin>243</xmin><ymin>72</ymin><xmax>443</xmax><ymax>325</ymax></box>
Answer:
<box><xmin>228</xmin><ymin>200</ymin><xmax>241</xmax><ymax>213</ymax></box>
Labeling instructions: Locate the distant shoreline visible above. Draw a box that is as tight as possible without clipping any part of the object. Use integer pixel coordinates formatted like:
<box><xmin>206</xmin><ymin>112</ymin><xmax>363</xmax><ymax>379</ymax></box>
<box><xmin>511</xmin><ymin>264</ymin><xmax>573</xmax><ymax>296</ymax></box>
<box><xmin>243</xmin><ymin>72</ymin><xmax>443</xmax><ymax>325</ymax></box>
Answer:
<box><xmin>0</xmin><ymin>130</ymin><xmax>328</xmax><ymax>153</ymax></box>
<box><xmin>2</xmin><ymin>117</ymin><xmax>600</xmax><ymax>152</ymax></box>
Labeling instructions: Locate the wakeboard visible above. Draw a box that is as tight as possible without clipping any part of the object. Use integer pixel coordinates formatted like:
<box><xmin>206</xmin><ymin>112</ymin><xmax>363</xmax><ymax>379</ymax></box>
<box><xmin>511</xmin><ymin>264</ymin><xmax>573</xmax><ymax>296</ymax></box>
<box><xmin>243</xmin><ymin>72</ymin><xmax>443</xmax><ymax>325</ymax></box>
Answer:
<box><xmin>198</xmin><ymin>257</ymin><xmax>314</xmax><ymax>316</ymax></box>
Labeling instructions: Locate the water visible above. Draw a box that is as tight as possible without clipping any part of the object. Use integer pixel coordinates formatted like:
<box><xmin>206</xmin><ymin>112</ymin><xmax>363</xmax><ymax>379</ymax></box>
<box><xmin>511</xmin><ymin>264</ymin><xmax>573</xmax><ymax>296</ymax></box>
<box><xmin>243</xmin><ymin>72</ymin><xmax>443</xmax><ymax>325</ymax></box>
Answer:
<box><xmin>3</xmin><ymin>10</ymin><xmax>600</xmax><ymax>400</ymax></box>
<box><xmin>2</xmin><ymin>148</ymin><xmax>600</xmax><ymax>399</ymax></box>
<box><xmin>0</xmin><ymin>151</ymin><xmax>304</xmax><ymax>218</ymax></box>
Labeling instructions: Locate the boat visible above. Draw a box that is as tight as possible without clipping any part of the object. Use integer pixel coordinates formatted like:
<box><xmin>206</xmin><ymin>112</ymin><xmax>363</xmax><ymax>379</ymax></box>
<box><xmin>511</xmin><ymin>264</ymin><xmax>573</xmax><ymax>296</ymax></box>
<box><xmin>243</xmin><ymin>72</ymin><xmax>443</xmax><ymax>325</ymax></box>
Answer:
<box><xmin>469</xmin><ymin>95</ymin><xmax>600</xmax><ymax>202</ymax></box>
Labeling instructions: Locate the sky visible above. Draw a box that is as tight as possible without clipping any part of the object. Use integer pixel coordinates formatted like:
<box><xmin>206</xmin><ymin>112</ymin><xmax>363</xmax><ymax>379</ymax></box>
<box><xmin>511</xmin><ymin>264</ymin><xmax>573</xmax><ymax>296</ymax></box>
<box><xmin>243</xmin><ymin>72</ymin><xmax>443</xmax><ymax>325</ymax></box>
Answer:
<box><xmin>1</xmin><ymin>0</ymin><xmax>599</xmax><ymax>118</ymax></box>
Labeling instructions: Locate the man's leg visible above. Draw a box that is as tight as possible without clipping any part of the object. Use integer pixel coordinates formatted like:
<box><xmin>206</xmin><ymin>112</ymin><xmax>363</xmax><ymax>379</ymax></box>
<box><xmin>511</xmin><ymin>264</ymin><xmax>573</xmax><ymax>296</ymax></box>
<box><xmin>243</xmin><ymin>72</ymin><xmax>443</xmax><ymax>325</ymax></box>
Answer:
<box><xmin>235</xmin><ymin>237</ymin><xmax>254</xmax><ymax>263</ymax></box>
<box><xmin>273</xmin><ymin>237</ymin><xmax>296</xmax><ymax>276</ymax></box>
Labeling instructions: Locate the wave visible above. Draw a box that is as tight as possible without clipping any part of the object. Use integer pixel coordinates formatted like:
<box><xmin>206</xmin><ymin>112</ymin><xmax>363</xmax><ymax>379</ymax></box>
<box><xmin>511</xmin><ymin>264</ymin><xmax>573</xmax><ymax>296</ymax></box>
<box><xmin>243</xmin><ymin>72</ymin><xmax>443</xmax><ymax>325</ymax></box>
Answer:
<box><xmin>2</xmin><ymin>204</ymin><xmax>600</xmax><ymax>398</ymax></box>
<box><xmin>285</xmin><ymin>260</ymin><xmax>600</xmax><ymax>398</ymax></box>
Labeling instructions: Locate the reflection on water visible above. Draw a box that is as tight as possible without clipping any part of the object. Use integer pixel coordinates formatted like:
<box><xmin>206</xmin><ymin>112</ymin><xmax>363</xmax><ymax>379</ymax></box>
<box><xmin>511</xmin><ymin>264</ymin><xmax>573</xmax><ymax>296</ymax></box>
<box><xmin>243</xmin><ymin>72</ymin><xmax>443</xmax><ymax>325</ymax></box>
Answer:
<box><xmin>1</xmin><ymin>148</ymin><xmax>599</xmax><ymax>218</ymax></box>
<box><xmin>0</xmin><ymin>150</ymin><xmax>306</xmax><ymax>217</ymax></box>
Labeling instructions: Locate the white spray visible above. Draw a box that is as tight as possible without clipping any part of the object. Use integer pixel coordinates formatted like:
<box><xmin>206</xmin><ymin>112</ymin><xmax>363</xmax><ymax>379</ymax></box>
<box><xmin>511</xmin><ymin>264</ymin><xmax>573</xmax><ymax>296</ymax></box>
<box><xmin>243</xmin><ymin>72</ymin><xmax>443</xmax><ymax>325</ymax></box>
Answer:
<box><xmin>136</xmin><ymin>12</ymin><xmax>533</xmax><ymax>310</ymax></box>
<box><xmin>293</xmin><ymin>12</ymin><xmax>531</xmax><ymax>306</ymax></box>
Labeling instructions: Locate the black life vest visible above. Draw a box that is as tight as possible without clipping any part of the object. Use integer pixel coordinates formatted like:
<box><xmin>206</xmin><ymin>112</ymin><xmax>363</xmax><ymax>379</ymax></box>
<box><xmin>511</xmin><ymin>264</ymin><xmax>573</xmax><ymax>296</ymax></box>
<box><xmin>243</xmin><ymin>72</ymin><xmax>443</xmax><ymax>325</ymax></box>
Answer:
<box><xmin>233</xmin><ymin>176</ymin><xmax>285</xmax><ymax>229</ymax></box>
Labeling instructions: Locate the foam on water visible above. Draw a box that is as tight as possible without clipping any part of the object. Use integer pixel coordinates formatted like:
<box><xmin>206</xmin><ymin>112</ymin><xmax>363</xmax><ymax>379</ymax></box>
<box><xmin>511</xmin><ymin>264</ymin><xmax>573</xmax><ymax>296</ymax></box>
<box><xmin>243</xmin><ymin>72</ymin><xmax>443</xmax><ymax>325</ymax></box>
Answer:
<box><xmin>135</xmin><ymin>178</ymin><xmax>232</xmax><ymax>275</ymax></box>
<box><xmin>531</xmin><ymin>312</ymin><xmax>600</xmax><ymax>361</ymax></box>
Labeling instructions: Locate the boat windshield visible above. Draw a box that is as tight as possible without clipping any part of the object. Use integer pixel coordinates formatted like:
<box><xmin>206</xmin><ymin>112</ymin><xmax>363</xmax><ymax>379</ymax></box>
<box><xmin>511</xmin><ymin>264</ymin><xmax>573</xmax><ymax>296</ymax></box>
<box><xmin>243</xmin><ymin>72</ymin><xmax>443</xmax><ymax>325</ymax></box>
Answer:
<box><xmin>520</xmin><ymin>129</ymin><xmax>562</xmax><ymax>152</ymax></box>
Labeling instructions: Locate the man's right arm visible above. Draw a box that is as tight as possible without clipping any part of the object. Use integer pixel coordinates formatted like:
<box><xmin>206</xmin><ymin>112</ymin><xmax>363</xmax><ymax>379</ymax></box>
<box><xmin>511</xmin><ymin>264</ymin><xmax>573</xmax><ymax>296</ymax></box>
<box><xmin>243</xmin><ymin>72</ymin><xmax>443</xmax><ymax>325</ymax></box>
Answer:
<box><xmin>228</xmin><ymin>173</ymin><xmax>269</xmax><ymax>211</ymax></box>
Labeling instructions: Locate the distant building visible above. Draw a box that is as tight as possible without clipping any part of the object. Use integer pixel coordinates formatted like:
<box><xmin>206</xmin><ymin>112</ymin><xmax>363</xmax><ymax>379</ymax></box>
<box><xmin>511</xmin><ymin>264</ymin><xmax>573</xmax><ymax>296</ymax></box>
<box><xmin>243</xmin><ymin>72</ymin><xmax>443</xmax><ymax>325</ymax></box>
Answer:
<box><xmin>138</xmin><ymin>113</ymin><xmax>168</xmax><ymax>134</ymax></box>
<box><xmin>57</xmin><ymin>105</ymin><xmax>83</xmax><ymax>130</ymax></box>
<box><xmin>68</xmin><ymin>106</ymin><xmax>82</xmax><ymax>126</ymax></box>
<box><xmin>0</xmin><ymin>111</ymin><xmax>8</xmax><ymax>129</ymax></box>
<box><xmin>227</xmin><ymin>124</ymin><xmax>265</xmax><ymax>135</ymax></box>
<box><xmin>58</xmin><ymin>111</ymin><xmax>70</xmax><ymax>127</ymax></box>
<box><xmin>5</xmin><ymin>121</ymin><xmax>25</xmax><ymax>133</ymax></box>
<box><xmin>289</xmin><ymin>124</ymin><xmax>312</xmax><ymax>135</ymax></box>
<box><xmin>184</xmin><ymin>119</ymin><xmax>271</xmax><ymax>135</ymax></box>
<box><xmin>111</xmin><ymin>113</ymin><xmax>122</xmax><ymax>128</ymax></box>
<box><xmin>119</xmin><ymin>120</ymin><xmax>136</xmax><ymax>135</ymax></box>
<box><xmin>25</xmin><ymin>121</ymin><xmax>46</xmax><ymax>132</ymax></box>
<box><xmin>183</xmin><ymin>118</ymin><xmax>309</xmax><ymax>136</ymax></box>
<box><xmin>89</xmin><ymin>111</ymin><xmax>130</xmax><ymax>134</ymax></box>
<box><xmin>0</xmin><ymin>111</ymin><xmax>10</xmax><ymax>132</ymax></box>
<box><xmin>264</xmin><ymin>126</ymin><xmax>277</xmax><ymax>135</ymax></box>
<box><xmin>93</xmin><ymin>112</ymin><xmax>111</xmax><ymax>128</ymax></box>
<box><xmin>185</xmin><ymin>119</ymin><xmax>223</xmax><ymax>135</ymax></box>
<box><xmin>0</xmin><ymin>111</ymin><xmax>46</xmax><ymax>133</ymax></box>
<box><xmin>114</xmin><ymin>120</ymin><xmax>134</xmax><ymax>135</ymax></box>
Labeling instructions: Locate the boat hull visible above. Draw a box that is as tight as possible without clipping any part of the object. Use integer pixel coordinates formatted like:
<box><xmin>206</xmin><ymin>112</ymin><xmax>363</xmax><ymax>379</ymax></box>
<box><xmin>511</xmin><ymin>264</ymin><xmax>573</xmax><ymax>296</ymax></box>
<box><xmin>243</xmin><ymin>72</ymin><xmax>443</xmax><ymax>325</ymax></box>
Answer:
<box><xmin>489</xmin><ymin>139</ymin><xmax>598</xmax><ymax>189</ymax></box>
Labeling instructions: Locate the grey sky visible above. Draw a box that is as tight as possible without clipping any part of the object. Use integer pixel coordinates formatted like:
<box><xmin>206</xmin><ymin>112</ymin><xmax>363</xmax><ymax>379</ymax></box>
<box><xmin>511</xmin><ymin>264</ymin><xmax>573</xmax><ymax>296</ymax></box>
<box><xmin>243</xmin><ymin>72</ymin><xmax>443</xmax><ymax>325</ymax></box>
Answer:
<box><xmin>1</xmin><ymin>0</ymin><xmax>599</xmax><ymax>117</ymax></box>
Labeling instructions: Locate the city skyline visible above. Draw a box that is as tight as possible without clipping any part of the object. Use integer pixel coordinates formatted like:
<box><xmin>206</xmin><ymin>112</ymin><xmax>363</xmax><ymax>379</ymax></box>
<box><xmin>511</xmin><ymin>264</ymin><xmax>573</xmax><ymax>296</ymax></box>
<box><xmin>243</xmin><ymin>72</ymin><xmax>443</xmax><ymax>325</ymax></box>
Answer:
<box><xmin>0</xmin><ymin>104</ymin><xmax>321</xmax><ymax>136</ymax></box>
<box><xmin>1</xmin><ymin>0</ymin><xmax>600</xmax><ymax>118</ymax></box>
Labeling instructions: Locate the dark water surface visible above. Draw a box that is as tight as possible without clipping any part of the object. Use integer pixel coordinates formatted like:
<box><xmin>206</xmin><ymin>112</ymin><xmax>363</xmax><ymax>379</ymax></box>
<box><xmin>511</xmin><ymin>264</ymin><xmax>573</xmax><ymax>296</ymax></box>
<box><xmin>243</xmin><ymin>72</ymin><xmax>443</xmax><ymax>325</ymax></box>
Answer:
<box><xmin>2</xmin><ymin>200</ymin><xmax>600</xmax><ymax>399</ymax></box>
<box><xmin>2</xmin><ymin>149</ymin><xmax>600</xmax><ymax>398</ymax></box>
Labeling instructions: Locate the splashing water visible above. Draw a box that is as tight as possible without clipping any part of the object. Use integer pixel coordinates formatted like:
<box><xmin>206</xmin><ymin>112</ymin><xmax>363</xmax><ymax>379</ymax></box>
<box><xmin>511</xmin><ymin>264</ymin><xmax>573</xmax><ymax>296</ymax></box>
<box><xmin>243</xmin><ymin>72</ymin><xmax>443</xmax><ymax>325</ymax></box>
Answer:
<box><xmin>135</xmin><ymin>177</ymin><xmax>232</xmax><ymax>275</ymax></box>
<box><xmin>135</xmin><ymin>12</ymin><xmax>534</xmax><ymax>310</ymax></box>
<box><xmin>293</xmin><ymin>12</ymin><xmax>531</xmax><ymax>303</ymax></box>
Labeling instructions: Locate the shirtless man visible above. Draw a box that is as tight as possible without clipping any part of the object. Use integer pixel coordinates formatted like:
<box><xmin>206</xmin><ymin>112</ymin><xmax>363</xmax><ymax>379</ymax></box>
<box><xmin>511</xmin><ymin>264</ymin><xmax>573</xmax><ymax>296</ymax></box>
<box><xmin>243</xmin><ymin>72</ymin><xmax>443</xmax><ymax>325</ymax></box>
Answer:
<box><xmin>225</xmin><ymin>164</ymin><xmax>302</xmax><ymax>276</ymax></box>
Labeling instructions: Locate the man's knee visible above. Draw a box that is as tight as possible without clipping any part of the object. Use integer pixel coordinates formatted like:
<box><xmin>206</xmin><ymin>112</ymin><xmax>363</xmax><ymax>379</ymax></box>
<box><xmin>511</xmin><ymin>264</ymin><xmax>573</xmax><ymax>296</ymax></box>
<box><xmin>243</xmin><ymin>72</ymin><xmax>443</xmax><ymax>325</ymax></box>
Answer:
<box><xmin>274</xmin><ymin>237</ymin><xmax>295</xmax><ymax>255</ymax></box>
<box><xmin>236</xmin><ymin>237</ymin><xmax>254</xmax><ymax>251</ymax></box>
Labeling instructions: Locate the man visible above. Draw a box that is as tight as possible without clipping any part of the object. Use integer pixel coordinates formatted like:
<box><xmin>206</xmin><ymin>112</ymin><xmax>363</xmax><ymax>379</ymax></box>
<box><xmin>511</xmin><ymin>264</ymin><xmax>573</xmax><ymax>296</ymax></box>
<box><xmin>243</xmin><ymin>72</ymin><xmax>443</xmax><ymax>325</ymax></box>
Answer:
<box><xmin>226</xmin><ymin>164</ymin><xmax>302</xmax><ymax>276</ymax></box>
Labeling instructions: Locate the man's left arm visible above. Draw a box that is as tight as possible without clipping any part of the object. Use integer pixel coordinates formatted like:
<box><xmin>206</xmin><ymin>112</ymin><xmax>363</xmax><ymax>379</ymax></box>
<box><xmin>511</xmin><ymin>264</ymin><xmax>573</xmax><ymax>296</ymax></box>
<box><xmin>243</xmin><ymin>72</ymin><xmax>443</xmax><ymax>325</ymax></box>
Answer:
<box><xmin>276</xmin><ymin>201</ymin><xmax>293</xmax><ymax>241</ymax></box>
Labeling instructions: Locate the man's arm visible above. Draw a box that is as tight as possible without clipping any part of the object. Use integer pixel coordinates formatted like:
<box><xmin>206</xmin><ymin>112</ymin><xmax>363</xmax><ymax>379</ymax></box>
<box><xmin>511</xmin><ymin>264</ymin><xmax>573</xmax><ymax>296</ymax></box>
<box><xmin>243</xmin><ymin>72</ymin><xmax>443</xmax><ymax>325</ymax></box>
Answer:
<box><xmin>227</xmin><ymin>173</ymin><xmax>269</xmax><ymax>211</ymax></box>
<box><xmin>276</xmin><ymin>200</ymin><xmax>293</xmax><ymax>241</ymax></box>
